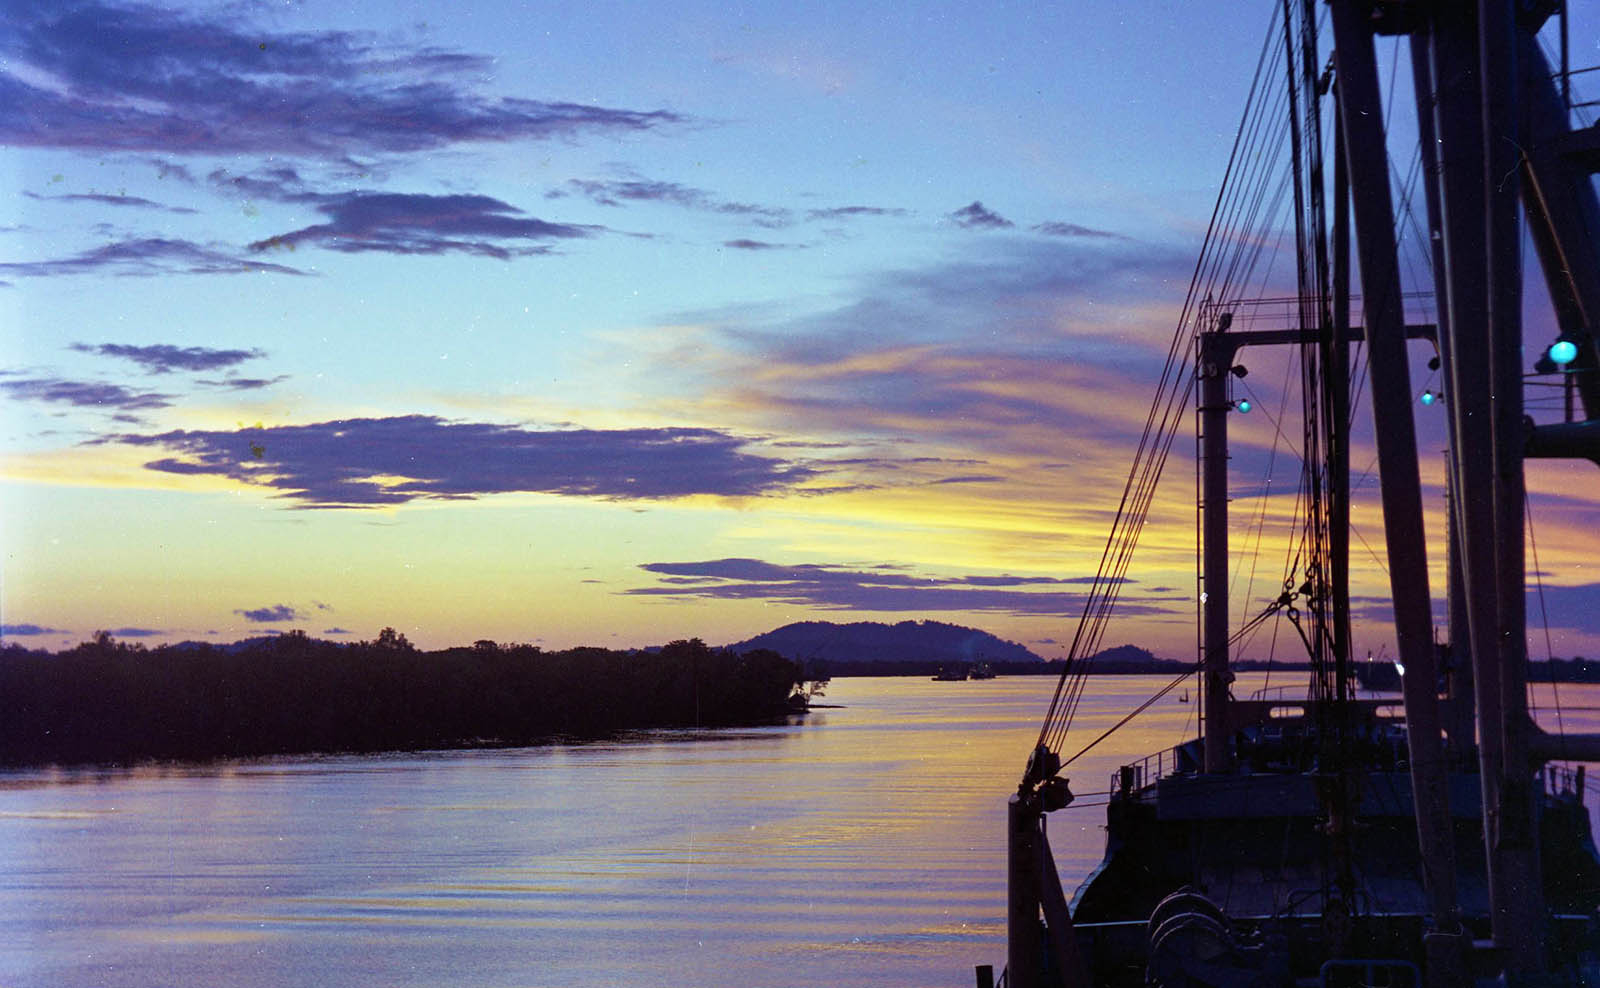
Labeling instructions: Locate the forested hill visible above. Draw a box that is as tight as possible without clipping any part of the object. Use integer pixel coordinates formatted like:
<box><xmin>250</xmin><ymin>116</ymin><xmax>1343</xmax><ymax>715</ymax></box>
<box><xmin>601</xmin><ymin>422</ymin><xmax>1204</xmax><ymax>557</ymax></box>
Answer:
<box><xmin>729</xmin><ymin>620</ymin><xmax>1043</xmax><ymax>666</ymax></box>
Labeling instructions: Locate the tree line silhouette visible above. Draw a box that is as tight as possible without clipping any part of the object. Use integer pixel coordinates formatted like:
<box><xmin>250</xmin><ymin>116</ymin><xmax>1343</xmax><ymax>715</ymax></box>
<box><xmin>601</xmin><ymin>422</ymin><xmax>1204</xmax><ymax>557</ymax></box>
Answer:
<box><xmin>0</xmin><ymin>630</ymin><xmax>808</xmax><ymax>767</ymax></box>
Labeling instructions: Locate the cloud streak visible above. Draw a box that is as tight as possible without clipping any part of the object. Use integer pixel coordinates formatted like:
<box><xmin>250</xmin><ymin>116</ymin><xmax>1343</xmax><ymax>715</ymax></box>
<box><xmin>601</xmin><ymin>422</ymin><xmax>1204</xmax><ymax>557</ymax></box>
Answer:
<box><xmin>555</xmin><ymin>176</ymin><xmax>792</xmax><ymax>227</ymax></box>
<box><xmin>626</xmin><ymin>558</ymin><xmax>1161</xmax><ymax>616</ymax></box>
<box><xmin>99</xmin><ymin>416</ymin><xmax>817</xmax><ymax>508</ymax></box>
<box><xmin>197</xmin><ymin>376</ymin><xmax>290</xmax><ymax>392</ymax></box>
<box><xmin>24</xmin><ymin>189</ymin><xmax>197</xmax><ymax>214</ymax></box>
<box><xmin>950</xmin><ymin>201</ymin><xmax>1013</xmax><ymax>230</ymax></box>
<box><xmin>1</xmin><ymin>623</ymin><xmax>67</xmax><ymax>636</ymax></box>
<box><xmin>666</xmin><ymin>234</ymin><xmax>1194</xmax><ymax>468</ymax></box>
<box><xmin>1</xmin><ymin>0</ymin><xmax>682</xmax><ymax>159</ymax></box>
<box><xmin>724</xmin><ymin>239</ymin><xmax>801</xmax><ymax>251</ymax></box>
<box><xmin>1032</xmin><ymin>220</ymin><xmax>1124</xmax><ymax>239</ymax></box>
<box><xmin>0</xmin><ymin>238</ymin><xmax>305</xmax><ymax>278</ymax></box>
<box><xmin>2</xmin><ymin>377</ymin><xmax>173</xmax><ymax>410</ymax></box>
<box><xmin>251</xmin><ymin>193</ymin><xmax>596</xmax><ymax>258</ymax></box>
<box><xmin>235</xmin><ymin>604</ymin><xmax>304</xmax><ymax>623</ymax></box>
<box><xmin>806</xmin><ymin>206</ymin><xmax>909</xmax><ymax>222</ymax></box>
<box><xmin>70</xmin><ymin>342</ymin><xmax>265</xmax><ymax>374</ymax></box>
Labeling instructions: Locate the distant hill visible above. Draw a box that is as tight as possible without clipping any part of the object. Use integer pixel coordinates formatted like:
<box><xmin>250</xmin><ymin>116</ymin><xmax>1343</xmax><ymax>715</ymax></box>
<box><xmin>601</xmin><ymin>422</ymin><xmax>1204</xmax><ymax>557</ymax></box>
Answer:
<box><xmin>728</xmin><ymin>620</ymin><xmax>1044</xmax><ymax>666</ymax></box>
<box><xmin>1085</xmin><ymin>643</ymin><xmax>1190</xmax><ymax>673</ymax></box>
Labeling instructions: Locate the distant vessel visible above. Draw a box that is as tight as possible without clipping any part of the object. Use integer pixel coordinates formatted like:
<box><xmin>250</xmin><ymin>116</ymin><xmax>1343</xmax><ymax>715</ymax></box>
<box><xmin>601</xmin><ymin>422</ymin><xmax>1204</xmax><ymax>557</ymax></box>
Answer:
<box><xmin>932</xmin><ymin>666</ymin><xmax>968</xmax><ymax>682</ymax></box>
<box><xmin>989</xmin><ymin>3</ymin><xmax>1600</xmax><ymax>986</ymax></box>
<box><xmin>970</xmin><ymin>662</ymin><xmax>996</xmax><ymax>680</ymax></box>
<box><xmin>1354</xmin><ymin>649</ymin><xmax>1404</xmax><ymax>692</ymax></box>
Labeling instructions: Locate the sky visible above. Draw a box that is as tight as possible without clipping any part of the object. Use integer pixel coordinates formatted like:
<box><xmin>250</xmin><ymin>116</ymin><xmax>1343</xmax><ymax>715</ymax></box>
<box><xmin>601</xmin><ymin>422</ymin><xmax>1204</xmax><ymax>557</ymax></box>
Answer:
<box><xmin>3</xmin><ymin>0</ymin><xmax>1598</xmax><ymax>661</ymax></box>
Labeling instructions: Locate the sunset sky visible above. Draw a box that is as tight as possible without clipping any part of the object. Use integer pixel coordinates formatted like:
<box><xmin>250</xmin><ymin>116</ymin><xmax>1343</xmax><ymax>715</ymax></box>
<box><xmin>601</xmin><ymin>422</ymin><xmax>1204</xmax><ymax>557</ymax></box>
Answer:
<box><xmin>4</xmin><ymin>0</ymin><xmax>1598</xmax><ymax>661</ymax></box>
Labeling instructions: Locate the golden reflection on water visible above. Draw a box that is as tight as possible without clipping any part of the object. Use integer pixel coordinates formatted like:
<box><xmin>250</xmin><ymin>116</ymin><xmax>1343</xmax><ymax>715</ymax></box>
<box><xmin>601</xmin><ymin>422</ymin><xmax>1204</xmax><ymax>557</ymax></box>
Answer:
<box><xmin>2</xmin><ymin>675</ymin><xmax>1598</xmax><ymax>987</ymax></box>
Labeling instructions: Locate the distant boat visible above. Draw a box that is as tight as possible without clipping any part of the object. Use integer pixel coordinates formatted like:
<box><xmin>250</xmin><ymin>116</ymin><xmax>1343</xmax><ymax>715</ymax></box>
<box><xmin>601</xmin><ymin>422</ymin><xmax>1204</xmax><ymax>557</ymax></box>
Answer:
<box><xmin>931</xmin><ymin>666</ymin><xmax>967</xmax><ymax>681</ymax></box>
<box><xmin>969</xmin><ymin>662</ymin><xmax>996</xmax><ymax>680</ymax></box>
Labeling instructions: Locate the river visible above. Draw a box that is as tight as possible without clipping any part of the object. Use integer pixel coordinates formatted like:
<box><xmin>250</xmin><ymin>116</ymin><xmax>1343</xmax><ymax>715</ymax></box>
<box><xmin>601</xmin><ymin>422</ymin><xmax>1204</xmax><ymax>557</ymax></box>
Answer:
<box><xmin>2</xmin><ymin>675</ymin><xmax>1595</xmax><ymax>987</ymax></box>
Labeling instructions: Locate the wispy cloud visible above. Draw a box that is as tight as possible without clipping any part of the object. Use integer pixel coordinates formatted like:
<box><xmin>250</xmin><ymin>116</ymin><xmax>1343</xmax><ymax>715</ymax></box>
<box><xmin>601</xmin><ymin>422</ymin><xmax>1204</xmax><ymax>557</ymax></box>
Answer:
<box><xmin>0</xmin><ymin>238</ymin><xmax>306</xmax><ymax>278</ymax></box>
<box><xmin>99</xmin><ymin>416</ymin><xmax>817</xmax><ymax>508</ymax></box>
<box><xmin>2</xmin><ymin>377</ymin><xmax>173</xmax><ymax>410</ymax></box>
<box><xmin>1</xmin><ymin>0</ymin><xmax>682</xmax><ymax>158</ymax></box>
<box><xmin>197</xmin><ymin>375</ymin><xmax>290</xmax><ymax>392</ymax></box>
<box><xmin>805</xmin><ymin>205</ymin><xmax>909</xmax><ymax>222</ymax></box>
<box><xmin>625</xmin><ymin>558</ymin><xmax>1156</xmax><ymax>615</ymax></box>
<box><xmin>724</xmin><ymin>238</ymin><xmax>802</xmax><ymax>251</ymax></box>
<box><xmin>251</xmin><ymin>193</ymin><xmax>596</xmax><ymax>258</ymax></box>
<box><xmin>69</xmin><ymin>342</ymin><xmax>265</xmax><ymax>374</ymax></box>
<box><xmin>949</xmin><ymin>201</ymin><xmax>1013</xmax><ymax>230</ymax></box>
<box><xmin>24</xmin><ymin>189</ymin><xmax>197</xmax><ymax>214</ymax></box>
<box><xmin>928</xmin><ymin>474</ymin><xmax>1006</xmax><ymax>485</ymax></box>
<box><xmin>664</xmin><ymin>235</ymin><xmax>1192</xmax><ymax>467</ymax></box>
<box><xmin>208</xmin><ymin>165</ymin><xmax>321</xmax><ymax>203</ymax></box>
<box><xmin>235</xmin><ymin>604</ymin><xmax>304</xmax><ymax>623</ymax></box>
<box><xmin>1032</xmin><ymin>220</ymin><xmax>1124</xmax><ymax>239</ymax></box>
<box><xmin>555</xmin><ymin>176</ymin><xmax>791</xmax><ymax>227</ymax></box>
<box><xmin>108</xmin><ymin>626</ymin><xmax>162</xmax><ymax>638</ymax></box>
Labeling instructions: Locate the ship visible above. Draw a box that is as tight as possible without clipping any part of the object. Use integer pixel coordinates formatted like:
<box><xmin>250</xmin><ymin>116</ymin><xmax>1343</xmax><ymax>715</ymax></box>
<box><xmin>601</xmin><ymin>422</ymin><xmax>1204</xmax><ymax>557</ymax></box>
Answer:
<box><xmin>986</xmin><ymin>2</ymin><xmax>1600</xmax><ymax>986</ymax></box>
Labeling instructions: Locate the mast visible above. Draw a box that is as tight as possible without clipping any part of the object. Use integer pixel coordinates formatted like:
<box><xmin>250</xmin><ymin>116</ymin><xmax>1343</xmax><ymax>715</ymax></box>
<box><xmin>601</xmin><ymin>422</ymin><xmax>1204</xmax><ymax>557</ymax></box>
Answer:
<box><xmin>1327</xmin><ymin>4</ymin><xmax>1463</xmax><ymax>980</ymax></box>
<box><xmin>1199</xmin><ymin>315</ymin><xmax>1234</xmax><ymax>775</ymax></box>
<box><xmin>1482</xmin><ymin>0</ymin><xmax>1544</xmax><ymax>970</ymax></box>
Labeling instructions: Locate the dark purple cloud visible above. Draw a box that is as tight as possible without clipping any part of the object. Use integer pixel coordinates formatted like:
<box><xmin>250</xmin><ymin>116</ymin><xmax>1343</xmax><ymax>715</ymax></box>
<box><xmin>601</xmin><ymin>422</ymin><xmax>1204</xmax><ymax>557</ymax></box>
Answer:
<box><xmin>250</xmin><ymin>193</ymin><xmax>596</xmax><ymax>258</ymax></box>
<box><xmin>950</xmin><ymin>201</ymin><xmax>1013</xmax><ymax>230</ymax></box>
<box><xmin>556</xmin><ymin>177</ymin><xmax>791</xmax><ymax>226</ymax></box>
<box><xmin>70</xmin><ymin>342</ymin><xmax>265</xmax><ymax>374</ymax></box>
<box><xmin>2</xmin><ymin>377</ymin><xmax>173</xmax><ymax>410</ymax></box>
<box><xmin>1</xmin><ymin>623</ymin><xmax>67</xmax><ymax>636</ymax></box>
<box><xmin>235</xmin><ymin>604</ymin><xmax>304</xmax><ymax>623</ymax></box>
<box><xmin>24</xmin><ymin>189</ymin><xmax>197</xmax><ymax>214</ymax></box>
<box><xmin>1032</xmin><ymin>220</ymin><xmax>1124</xmax><ymax>239</ymax></box>
<box><xmin>626</xmin><ymin>558</ymin><xmax>1159</xmax><ymax>616</ymax></box>
<box><xmin>109</xmin><ymin>627</ymin><xmax>162</xmax><ymax>638</ymax></box>
<box><xmin>97</xmin><ymin>415</ymin><xmax>816</xmax><ymax>508</ymax></box>
<box><xmin>0</xmin><ymin>237</ymin><xmax>305</xmax><ymax>278</ymax></box>
<box><xmin>1</xmin><ymin>0</ymin><xmax>681</xmax><ymax>158</ymax></box>
<box><xmin>323</xmin><ymin>627</ymin><xmax>352</xmax><ymax>635</ymax></box>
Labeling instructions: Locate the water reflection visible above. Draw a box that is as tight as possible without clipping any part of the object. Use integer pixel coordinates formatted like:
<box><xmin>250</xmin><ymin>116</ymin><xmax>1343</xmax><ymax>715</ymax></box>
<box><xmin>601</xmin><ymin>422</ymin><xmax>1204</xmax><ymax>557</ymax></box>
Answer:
<box><xmin>2</xmin><ymin>675</ymin><xmax>1597</xmax><ymax>987</ymax></box>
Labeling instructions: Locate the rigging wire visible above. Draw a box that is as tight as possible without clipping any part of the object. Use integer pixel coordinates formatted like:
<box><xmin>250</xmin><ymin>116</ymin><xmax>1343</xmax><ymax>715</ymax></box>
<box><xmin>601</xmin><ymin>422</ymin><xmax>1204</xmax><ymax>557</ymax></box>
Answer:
<box><xmin>1526</xmin><ymin>490</ymin><xmax>1567</xmax><ymax>750</ymax></box>
<box><xmin>1035</xmin><ymin>0</ymin><xmax>1374</xmax><ymax>764</ymax></box>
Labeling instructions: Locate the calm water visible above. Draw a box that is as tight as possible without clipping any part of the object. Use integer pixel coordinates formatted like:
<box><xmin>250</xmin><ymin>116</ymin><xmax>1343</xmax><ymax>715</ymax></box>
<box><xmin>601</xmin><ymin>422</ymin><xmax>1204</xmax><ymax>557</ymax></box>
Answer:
<box><xmin>2</xmin><ymin>675</ymin><xmax>1595</xmax><ymax>987</ymax></box>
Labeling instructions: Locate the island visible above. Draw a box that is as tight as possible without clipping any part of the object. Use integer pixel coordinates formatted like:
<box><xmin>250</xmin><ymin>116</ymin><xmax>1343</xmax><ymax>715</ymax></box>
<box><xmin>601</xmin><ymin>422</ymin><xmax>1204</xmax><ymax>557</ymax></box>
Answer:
<box><xmin>0</xmin><ymin>631</ymin><xmax>810</xmax><ymax>767</ymax></box>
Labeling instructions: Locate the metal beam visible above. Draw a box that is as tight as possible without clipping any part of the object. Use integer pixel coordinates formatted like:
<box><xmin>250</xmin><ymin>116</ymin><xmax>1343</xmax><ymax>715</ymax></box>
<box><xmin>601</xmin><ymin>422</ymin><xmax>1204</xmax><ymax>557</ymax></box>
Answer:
<box><xmin>1524</xmin><ymin>419</ymin><xmax>1600</xmax><ymax>464</ymax></box>
<box><xmin>1519</xmin><ymin>35</ymin><xmax>1600</xmax><ymax>421</ymax></box>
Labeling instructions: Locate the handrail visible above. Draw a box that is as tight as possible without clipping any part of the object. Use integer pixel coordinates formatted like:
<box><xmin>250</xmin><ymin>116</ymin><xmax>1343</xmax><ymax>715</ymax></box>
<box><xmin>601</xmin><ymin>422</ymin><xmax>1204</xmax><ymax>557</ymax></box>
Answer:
<box><xmin>1109</xmin><ymin>743</ymin><xmax>1189</xmax><ymax>795</ymax></box>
